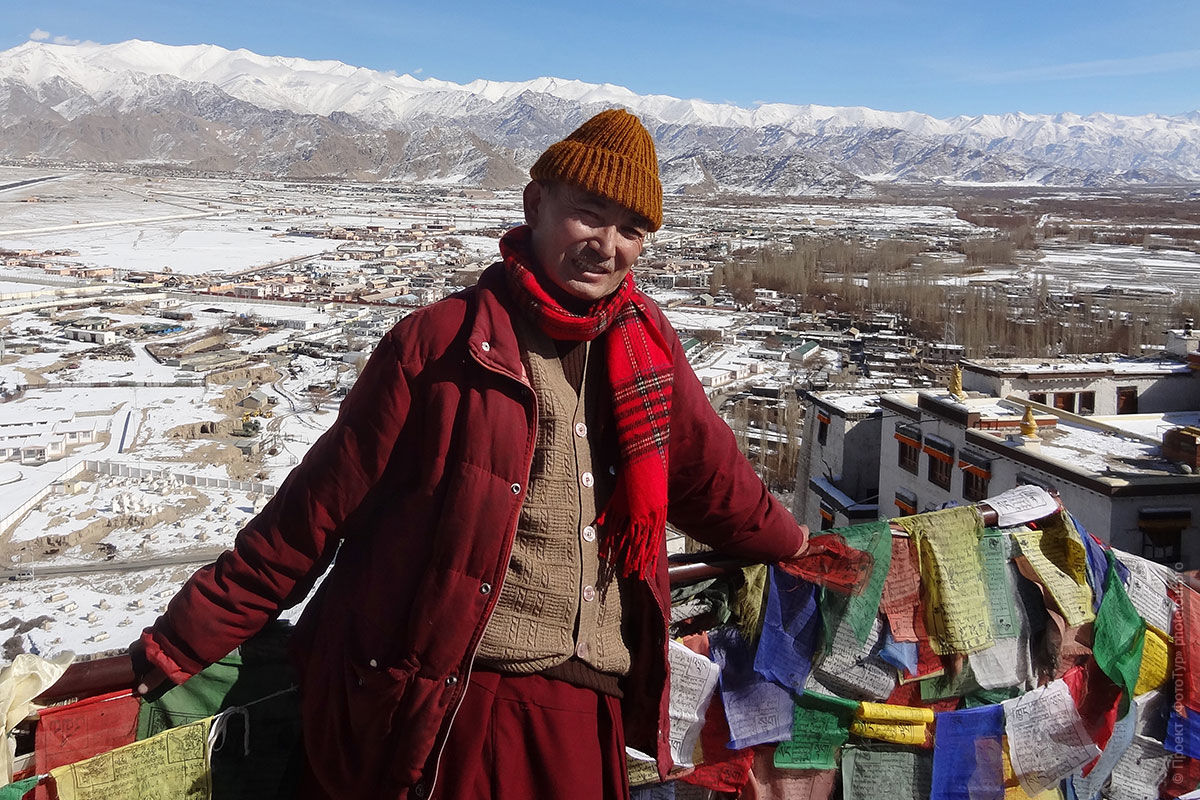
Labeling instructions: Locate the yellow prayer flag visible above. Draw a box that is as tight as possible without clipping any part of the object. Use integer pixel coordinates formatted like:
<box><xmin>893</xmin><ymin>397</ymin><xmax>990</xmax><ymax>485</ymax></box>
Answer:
<box><xmin>1010</xmin><ymin>515</ymin><xmax>1095</xmax><ymax>628</ymax></box>
<box><xmin>1001</xmin><ymin>740</ymin><xmax>1066</xmax><ymax>800</ymax></box>
<box><xmin>850</xmin><ymin>702</ymin><xmax>934</xmax><ymax>745</ymax></box>
<box><xmin>50</xmin><ymin>718</ymin><xmax>212</xmax><ymax>800</ymax></box>
<box><xmin>856</xmin><ymin>701</ymin><xmax>935</xmax><ymax>725</ymax></box>
<box><xmin>849</xmin><ymin>720</ymin><xmax>929</xmax><ymax>746</ymax></box>
<box><xmin>899</xmin><ymin>507</ymin><xmax>994</xmax><ymax>656</ymax></box>
<box><xmin>1134</xmin><ymin>627</ymin><xmax>1171</xmax><ymax>696</ymax></box>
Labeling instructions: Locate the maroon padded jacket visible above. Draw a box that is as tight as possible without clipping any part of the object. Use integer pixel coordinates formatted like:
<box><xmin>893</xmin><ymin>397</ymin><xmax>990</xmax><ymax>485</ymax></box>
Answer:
<box><xmin>141</xmin><ymin>262</ymin><xmax>807</xmax><ymax>799</ymax></box>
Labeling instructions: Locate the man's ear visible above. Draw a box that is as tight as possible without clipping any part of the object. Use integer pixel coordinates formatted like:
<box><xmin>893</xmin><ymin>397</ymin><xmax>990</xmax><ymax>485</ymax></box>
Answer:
<box><xmin>523</xmin><ymin>181</ymin><xmax>543</xmax><ymax>228</ymax></box>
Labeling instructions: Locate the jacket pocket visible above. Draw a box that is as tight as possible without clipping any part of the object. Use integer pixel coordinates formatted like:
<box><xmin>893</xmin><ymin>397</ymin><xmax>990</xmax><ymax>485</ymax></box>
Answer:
<box><xmin>301</xmin><ymin>652</ymin><xmax>420</xmax><ymax>798</ymax></box>
<box><xmin>344</xmin><ymin>655</ymin><xmax>419</xmax><ymax>742</ymax></box>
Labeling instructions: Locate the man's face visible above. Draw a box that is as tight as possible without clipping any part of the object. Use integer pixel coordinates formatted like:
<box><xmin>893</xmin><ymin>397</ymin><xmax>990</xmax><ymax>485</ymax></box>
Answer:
<box><xmin>524</xmin><ymin>181</ymin><xmax>650</xmax><ymax>303</ymax></box>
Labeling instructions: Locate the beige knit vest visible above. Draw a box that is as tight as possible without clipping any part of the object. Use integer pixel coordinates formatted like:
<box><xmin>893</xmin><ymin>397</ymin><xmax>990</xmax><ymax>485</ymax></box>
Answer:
<box><xmin>475</xmin><ymin>320</ymin><xmax>630</xmax><ymax>676</ymax></box>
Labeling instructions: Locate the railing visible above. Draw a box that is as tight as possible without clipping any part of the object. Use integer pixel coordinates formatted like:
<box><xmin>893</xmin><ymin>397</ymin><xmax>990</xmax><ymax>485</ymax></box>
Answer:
<box><xmin>666</xmin><ymin>497</ymin><xmax>1005</xmax><ymax>587</ymax></box>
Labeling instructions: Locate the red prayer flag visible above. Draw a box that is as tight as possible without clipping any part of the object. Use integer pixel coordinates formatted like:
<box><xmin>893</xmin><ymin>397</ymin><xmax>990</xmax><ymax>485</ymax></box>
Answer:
<box><xmin>1176</xmin><ymin>584</ymin><xmax>1200</xmax><ymax>714</ymax></box>
<box><xmin>34</xmin><ymin>689</ymin><xmax>140</xmax><ymax>800</ymax></box>
<box><xmin>1164</xmin><ymin>754</ymin><xmax>1200</xmax><ymax>798</ymax></box>
<box><xmin>881</xmin><ymin>536</ymin><xmax>922</xmax><ymax>643</ymax></box>
<box><xmin>680</xmin><ymin>688</ymin><xmax>755</xmax><ymax>793</ymax></box>
<box><xmin>885</xmin><ymin>679</ymin><xmax>957</xmax><ymax>713</ymax></box>
<box><xmin>777</xmin><ymin>534</ymin><xmax>872</xmax><ymax>596</ymax></box>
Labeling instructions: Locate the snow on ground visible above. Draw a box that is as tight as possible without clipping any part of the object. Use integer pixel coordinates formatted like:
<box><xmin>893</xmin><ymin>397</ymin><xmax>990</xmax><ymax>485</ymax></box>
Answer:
<box><xmin>687</xmin><ymin>199</ymin><xmax>975</xmax><ymax>236</ymax></box>
<box><xmin>1100</xmin><ymin>412</ymin><xmax>1200</xmax><ymax>441</ymax></box>
<box><xmin>663</xmin><ymin>307</ymin><xmax>743</xmax><ymax>330</ymax></box>
<box><xmin>2</xmin><ymin>223</ymin><xmax>336</xmax><ymax>277</ymax></box>
<box><xmin>1034</xmin><ymin>244</ymin><xmax>1200</xmax><ymax>294</ymax></box>
<box><xmin>0</xmin><ymin>565</ymin><xmax>194</xmax><ymax>658</ymax></box>
<box><xmin>1039</xmin><ymin>423</ymin><xmax>1166</xmax><ymax>474</ymax></box>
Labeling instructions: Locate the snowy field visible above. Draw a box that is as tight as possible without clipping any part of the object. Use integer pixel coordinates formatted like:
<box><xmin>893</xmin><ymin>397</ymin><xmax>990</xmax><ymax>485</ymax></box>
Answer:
<box><xmin>0</xmin><ymin>290</ymin><xmax>356</xmax><ymax>659</ymax></box>
<box><xmin>1033</xmin><ymin>243</ymin><xmax>1200</xmax><ymax>295</ymax></box>
<box><xmin>673</xmin><ymin>197</ymin><xmax>976</xmax><ymax>237</ymax></box>
<box><xmin>0</xmin><ymin>170</ymin><xmax>524</xmax><ymax>277</ymax></box>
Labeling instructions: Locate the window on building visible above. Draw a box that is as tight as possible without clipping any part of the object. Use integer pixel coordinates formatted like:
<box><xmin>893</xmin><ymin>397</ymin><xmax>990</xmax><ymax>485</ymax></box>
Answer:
<box><xmin>1054</xmin><ymin>392</ymin><xmax>1076</xmax><ymax>413</ymax></box>
<box><xmin>923</xmin><ymin>435</ymin><xmax>955</xmax><ymax>491</ymax></box>
<box><xmin>895</xmin><ymin>424</ymin><xmax>921</xmax><ymax>475</ymax></box>
<box><xmin>818</xmin><ymin>419</ymin><xmax>829</xmax><ymax>446</ymax></box>
<box><xmin>1139</xmin><ymin>509</ymin><xmax>1191</xmax><ymax>566</ymax></box>
<box><xmin>819</xmin><ymin>503</ymin><xmax>835</xmax><ymax>531</ymax></box>
<box><xmin>1079</xmin><ymin>391</ymin><xmax>1096</xmax><ymax>415</ymax></box>
<box><xmin>962</xmin><ymin>470</ymin><xmax>989</xmax><ymax>502</ymax></box>
<box><xmin>958</xmin><ymin>452</ymin><xmax>992</xmax><ymax>503</ymax></box>
<box><xmin>1029</xmin><ymin>392</ymin><xmax>1047</xmax><ymax>405</ymax></box>
<box><xmin>1117</xmin><ymin>386</ymin><xmax>1139</xmax><ymax>415</ymax></box>
<box><xmin>928</xmin><ymin>454</ymin><xmax>953</xmax><ymax>490</ymax></box>
<box><xmin>895</xmin><ymin>489</ymin><xmax>917</xmax><ymax>517</ymax></box>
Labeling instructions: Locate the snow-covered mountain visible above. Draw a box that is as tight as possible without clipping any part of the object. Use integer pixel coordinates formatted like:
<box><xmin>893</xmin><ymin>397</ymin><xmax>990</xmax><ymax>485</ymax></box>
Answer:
<box><xmin>2</xmin><ymin>39</ymin><xmax>1199</xmax><ymax>194</ymax></box>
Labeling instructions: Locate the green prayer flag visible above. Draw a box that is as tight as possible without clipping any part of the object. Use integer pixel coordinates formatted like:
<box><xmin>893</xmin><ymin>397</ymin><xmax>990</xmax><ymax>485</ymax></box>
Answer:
<box><xmin>919</xmin><ymin>662</ymin><xmax>982</xmax><ymax>702</ymax></box>
<box><xmin>1092</xmin><ymin>550</ymin><xmax>1146</xmax><ymax>717</ymax></box>
<box><xmin>962</xmin><ymin>686</ymin><xmax>1022</xmax><ymax>707</ymax></box>
<box><xmin>979</xmin><ymin>531</ymin><xmax>1019</xmax><ymax>639</ymax></box>
<box><xmin>774</xmin><ymin>691</ymin><xmax>859</xmax><ymax>770</ymax></box>
<box><xmin>0</xmin><ymin>776</ymin><xmax>40</xmax><ymax>800</ymax></box>
<box><xmin>820</xmin><ymin>520</ymin><xmax>892</xmax><ymax>651</ymax></box>
<box><xmin>842</xmin><ymin>746</ymin><xmax>932</xmax><ymax>800</ymax></box>
<box><xmin>138</xmin><ymin>653</ymin><xmax>243</xmax><ymax>738</ymax></box>
<box><xmin>136</xmin><ymin>622</ymin><xmax>303</xmax><ymax>800</ymax></box>
<box><xmin>734</xmin><ymin>563</ymin><xmax>771</xmax><ymax>644</ymax></box>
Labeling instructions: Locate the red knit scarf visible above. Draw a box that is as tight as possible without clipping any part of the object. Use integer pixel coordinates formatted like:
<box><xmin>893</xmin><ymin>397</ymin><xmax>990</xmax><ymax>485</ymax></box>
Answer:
<box><xmin>501</xmin><ymin>225</ymin><xmax>673</xmax><ymax>580</ymax></box>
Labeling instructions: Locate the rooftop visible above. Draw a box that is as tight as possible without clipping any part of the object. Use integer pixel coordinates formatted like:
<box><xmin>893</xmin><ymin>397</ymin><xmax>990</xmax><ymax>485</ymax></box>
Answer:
<box><xmin>963</xmin><ymin>355</ymin><xmax>1191</xmax><ymax>377</ymax></box>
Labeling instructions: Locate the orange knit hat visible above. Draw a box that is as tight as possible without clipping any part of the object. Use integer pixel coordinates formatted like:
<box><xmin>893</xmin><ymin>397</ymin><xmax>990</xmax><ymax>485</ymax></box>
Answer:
<box><xmin>530</xmin><ymin>108</ymin><xmax>663</xmax><ymax>231</ymax></box>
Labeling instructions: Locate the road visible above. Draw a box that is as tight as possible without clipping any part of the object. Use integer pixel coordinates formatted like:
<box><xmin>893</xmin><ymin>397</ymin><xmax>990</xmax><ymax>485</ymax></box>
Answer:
<box><xmin>0</xmin><ymin>175</ymin><xmax>64</xmax><ymax>193</ymax></box>
<box><xmin>2</xmin><ymin>548</ymin><xmax>228</xmax><ymax>580</ymax></box>
<box><xmin>0</xmin><ymin>208</ymin><xmax>235</xmax><ymax>237</ymax></box>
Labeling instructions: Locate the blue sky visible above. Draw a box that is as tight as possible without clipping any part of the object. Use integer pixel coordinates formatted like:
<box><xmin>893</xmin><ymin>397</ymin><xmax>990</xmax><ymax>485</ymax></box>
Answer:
<box><xmin>4</xmin><ymin>0</ymin><xmax>1198</xmax><ymax>118</ymax></box>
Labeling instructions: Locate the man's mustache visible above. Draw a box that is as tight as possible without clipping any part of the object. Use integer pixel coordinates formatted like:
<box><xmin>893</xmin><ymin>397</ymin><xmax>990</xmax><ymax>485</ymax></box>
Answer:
<box><xmin>572</xmin><ymin>249</ymin><xmax>614</xmax><ymax>272</ymax></box>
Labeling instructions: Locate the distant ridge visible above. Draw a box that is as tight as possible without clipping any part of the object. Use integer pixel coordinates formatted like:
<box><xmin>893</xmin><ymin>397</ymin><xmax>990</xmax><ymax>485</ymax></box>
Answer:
<box><xmin>2</xmin><ymin>39</ymin><xmax>1198</xmax><ymax>195</ymax></box>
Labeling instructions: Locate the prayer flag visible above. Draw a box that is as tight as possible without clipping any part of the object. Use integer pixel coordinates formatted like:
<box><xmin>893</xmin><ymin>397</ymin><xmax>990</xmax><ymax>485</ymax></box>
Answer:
<box><xmin>818</xmin><ymin>521</ymin><xmax>892</xmax><ymax>650</ymax></box>
<box><xmin>755</xmin><ymin>568</ymin><xmax>821</xmax><ymax>692</ymax></box>
<box><xmin>709</xmin><ymin>627</ymin><xmax>793</xmax><ymax>749</ymax></box>
<box><xmin>931</xmin><ymin>705</ymin><xmax>1005</xmax><ymax>800</ymax></box>
<box><xmin>899</xmin><ymin>506</ymin><xmax>995</xmax><ymax>655</ymax></box>
<box><xmin>773</xmin><ymin>692</ymin><xmax>857</xmax><ymax>771</ymax></box>
<box><xmin>1090</xmin><ymin>552</ymin><xmax>1146</xmax><ymax>717</ymax></box>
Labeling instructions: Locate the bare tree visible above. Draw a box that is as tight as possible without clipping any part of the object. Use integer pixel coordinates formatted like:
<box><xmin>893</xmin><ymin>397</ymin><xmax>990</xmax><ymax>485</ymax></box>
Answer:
<box><xmin>305</xmin><ymin>385</ymin><xmax>333</xmax><ymax>413</ymax></box>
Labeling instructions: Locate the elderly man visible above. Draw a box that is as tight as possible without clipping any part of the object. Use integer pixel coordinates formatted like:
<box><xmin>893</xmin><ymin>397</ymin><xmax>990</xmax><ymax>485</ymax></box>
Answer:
<box><xmin>133</xmin><ymin>109</ymin><xmax>807</xmax><ymax>800</ymax></box>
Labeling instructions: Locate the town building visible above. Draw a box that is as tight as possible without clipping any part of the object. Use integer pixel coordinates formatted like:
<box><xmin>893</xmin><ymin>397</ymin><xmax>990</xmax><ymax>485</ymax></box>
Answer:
<box><xmin>796</xmin><ymin>354</ymin><xmax>1200</xmax><ymax>566</ymax></box>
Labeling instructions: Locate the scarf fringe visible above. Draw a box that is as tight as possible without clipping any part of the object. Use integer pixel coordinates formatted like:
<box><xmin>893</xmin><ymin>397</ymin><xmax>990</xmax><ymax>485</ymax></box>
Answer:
<box><xmin>600</xmin><ymin>509</ymin><xmax>668</xmax><ymax>580</ymax></box>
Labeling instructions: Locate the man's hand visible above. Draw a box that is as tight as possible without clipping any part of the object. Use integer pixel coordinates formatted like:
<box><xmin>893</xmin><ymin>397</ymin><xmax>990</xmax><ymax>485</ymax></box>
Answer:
<box><xmin>128</xmin><ymin>638</ymin><xmax>173</xmax><ymax>701</ymax></box>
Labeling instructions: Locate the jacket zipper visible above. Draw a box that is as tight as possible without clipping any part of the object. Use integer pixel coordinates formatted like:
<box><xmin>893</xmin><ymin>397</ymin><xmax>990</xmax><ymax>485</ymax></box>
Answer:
<box><xmin>421</xmin><ymin>352</ymin><xmax>537</xmax><ymax>799</ymax></box>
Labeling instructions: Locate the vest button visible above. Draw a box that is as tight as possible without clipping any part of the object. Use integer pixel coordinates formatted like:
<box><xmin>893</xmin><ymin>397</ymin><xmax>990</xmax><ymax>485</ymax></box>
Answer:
<box><xmin>583</xmin><ymin>585</ymin><xmax>596</xmax><ymax>602</ymax></box>
<box><xmin>414</xmin><ymin>781</ymin><xmax>429</xmax><ymax>798</ymax></box>
<box><xmin>480</xmin><ymin>341</ymin><xmax>491</xmax><ymax>352</ymax></box>
<box><xmin>580</xmin><ymin>472</ymin><xmax>594</xmax><ymax>488</ymax></box>
<box><xmin>368</xmin><ymin>658</ymin><xmax>378</xmax><ymax>668</ymax></box>
<box><xmin>582</xmin><ymin>525</ymin><xmax>596</xmax><ymax>542</ymax></box>
<box><xmin>574</xmin><ymin>422</ymin><xmax>588</xmax><ymax>438</ymax></box>
<box><xmin>480</xmin><ymin>583</ymin><xmax>492</xmax><ymax>595</ymax></box>
<box><xmin>445</xmin><ymin>675</ymin><xmax>458</xmax><ymax>686</ymax></box>
<box><xmin>575</xmin><ymin>641</ymin><xmax>590</xmax><ymax>659</ymax></box>
<box><xmin>510</xmin><ymin>483</ymin><xmax>521</xmax><ymax>494</ymax></box>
